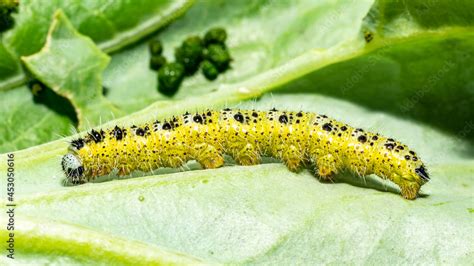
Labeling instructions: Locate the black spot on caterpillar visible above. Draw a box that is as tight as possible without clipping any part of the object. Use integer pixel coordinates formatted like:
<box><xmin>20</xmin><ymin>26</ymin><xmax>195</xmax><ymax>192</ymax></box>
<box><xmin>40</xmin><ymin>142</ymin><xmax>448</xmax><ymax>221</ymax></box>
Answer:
<box><xmin>62</xmin><ymin>109</ymin><xmax>429</xmax><ymax>199</ymax></box>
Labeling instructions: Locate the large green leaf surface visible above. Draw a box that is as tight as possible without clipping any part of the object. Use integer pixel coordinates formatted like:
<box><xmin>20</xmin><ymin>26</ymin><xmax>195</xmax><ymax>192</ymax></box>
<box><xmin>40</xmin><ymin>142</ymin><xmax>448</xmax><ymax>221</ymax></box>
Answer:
<box><xmin>0</xmin><ymin>0</ymin><xmax>473</xmax><ymax>264</ymax></box>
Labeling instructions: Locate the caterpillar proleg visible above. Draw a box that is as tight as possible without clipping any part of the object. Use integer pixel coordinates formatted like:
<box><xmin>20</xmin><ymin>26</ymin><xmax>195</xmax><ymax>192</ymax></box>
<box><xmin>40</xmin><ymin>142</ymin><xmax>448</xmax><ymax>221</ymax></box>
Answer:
<box><xmin>61</xmin><ymin>108</ymin><xmax>429</xmax><ymax>199</ymax></box>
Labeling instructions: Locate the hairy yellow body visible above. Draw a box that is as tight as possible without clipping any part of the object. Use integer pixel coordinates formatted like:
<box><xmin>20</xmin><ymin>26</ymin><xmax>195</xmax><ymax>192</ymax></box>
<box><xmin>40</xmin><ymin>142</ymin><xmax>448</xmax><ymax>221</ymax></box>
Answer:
<box><xmin>62</xmin><ymin>108</ymin><xmax>429</xmax><ymax>200</ymax></box>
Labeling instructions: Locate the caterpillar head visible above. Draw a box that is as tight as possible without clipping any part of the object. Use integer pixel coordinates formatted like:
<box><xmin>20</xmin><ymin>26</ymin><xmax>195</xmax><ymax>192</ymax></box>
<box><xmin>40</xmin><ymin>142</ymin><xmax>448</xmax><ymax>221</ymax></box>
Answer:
<box><xmin>61</xmin><ymin>153</ymin><xmax>85</xmax><ymax>184</ymax></box>
<box><xmin>398</xmin><ymin>150</ymin><xmax>430</xmax><ymax>185</ymax></box>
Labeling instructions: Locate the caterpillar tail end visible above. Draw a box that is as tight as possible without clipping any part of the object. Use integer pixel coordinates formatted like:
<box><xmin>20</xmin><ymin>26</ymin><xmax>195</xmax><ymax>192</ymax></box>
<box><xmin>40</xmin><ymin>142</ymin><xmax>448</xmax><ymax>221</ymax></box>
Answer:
<box><xmin>61</xmin><ymin>153</ymin><xmax>85</xmax><ymax>185</ymax></box>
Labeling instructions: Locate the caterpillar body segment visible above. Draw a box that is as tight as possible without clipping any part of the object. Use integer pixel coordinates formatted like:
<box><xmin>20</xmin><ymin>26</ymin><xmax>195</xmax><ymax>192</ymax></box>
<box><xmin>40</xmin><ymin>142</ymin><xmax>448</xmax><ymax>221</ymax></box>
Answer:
<box><xmin>61</xmin><ymin>108</ymin><xmax>429</xmax><ymax>199</ymax></box>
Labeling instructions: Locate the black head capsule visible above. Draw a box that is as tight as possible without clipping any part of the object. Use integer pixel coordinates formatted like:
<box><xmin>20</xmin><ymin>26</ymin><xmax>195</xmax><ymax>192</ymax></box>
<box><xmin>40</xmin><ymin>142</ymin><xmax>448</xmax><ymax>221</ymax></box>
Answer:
<box><xmin>61</xmin><ymin>153</ymin><xmax>85</xmax><ymax>184</ymax></box>
<box><xmin>66</xmin><ymin>166</ymin><xmax>84</xmax><ymax>181</ymax></box>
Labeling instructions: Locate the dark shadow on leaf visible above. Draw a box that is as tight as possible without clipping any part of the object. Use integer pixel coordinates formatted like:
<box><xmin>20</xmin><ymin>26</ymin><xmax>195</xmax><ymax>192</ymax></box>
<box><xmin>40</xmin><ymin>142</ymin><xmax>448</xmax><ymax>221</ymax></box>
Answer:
<box><xmin>310</xmin><ymin>166</ymin><xmax>402</xmax><ymax>197</ymax></box>
<box><xmin>314</xmin><ymin>169</ymin><xmax>431</xmax><ymax>198</ymax></box>
<box><xmin>28</xmin><ymin>81</ymin><xmax>78</xmax><ymax>128</ymax></box>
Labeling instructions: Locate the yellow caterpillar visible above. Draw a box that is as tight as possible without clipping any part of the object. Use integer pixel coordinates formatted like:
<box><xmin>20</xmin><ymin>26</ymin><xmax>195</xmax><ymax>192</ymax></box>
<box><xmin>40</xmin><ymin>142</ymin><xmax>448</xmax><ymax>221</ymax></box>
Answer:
<box><xmin>61</xmin><ymin>108</ymin><xmax>429</xmax><ymax>199</ymax></box>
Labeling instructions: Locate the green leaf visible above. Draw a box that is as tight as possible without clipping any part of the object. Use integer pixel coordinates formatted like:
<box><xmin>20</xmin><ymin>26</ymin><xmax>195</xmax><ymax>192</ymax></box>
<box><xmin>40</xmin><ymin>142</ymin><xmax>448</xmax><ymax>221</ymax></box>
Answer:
<box><xmin>102</xmin><ymin>0</ymin><xmax>374</xmax><ymax>113</ymax></box>
<box><xmin>0</xmin><ymin>43</ymin><xmax>19</xmax><ymax>78</ymax></box>
<box><xmin>0</xmin><ymin>86</ymin><xmax>76</xmax><ymax>153</ymax></box>
<box><xmin>22</xmin><ymin>10</ymin><xmax>120</xmax><ymax>131</ymax></box>
<box><xmin>0</xmin><ymin>0</ymin><xmax>473</xmax><ymax>263</ymax></box>
<box><xmin>373</xmin><ymin>0</ymin><xmax>474</xmax><ymax>32</ymax></box>
<box><xmin>1</xmin><ymin>94</ymin><xmax>473</xmax><ymax>264</ymax></box>
<box><xmin>276</xmin><ymin>31</ymin><xmax>474</xmax><ymax>140</ymax></box>
<box><xmin>0</xmin><ymin>0</ymin><xmax>194</xmax><ymax>90</ymax></box>
<box><xmin>1</xmin><ymin>216</ymin><xmax>204</xmax><ymax>264</ymax></box>
<box><xmin>103</xmin><ymin>0</ymin><xmax>474</xmax><ymax>139</ymax></box>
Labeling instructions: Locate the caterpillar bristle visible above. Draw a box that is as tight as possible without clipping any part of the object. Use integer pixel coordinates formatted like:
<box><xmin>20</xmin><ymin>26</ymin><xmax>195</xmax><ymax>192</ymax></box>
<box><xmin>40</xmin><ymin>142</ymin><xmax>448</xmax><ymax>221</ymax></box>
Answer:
<box><xmin>62</xmin><ymin>108</ymin><xmax>429</xmax><ymax>199</ymax></box>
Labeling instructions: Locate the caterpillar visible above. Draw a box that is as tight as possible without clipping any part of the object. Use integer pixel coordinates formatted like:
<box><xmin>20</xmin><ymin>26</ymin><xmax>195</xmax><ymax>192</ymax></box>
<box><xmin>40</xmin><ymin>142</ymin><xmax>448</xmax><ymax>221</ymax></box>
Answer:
<box><xmin>61</xmin><ymin>108</ymin><xmax>430</xmax><ymax>199</ymax></box>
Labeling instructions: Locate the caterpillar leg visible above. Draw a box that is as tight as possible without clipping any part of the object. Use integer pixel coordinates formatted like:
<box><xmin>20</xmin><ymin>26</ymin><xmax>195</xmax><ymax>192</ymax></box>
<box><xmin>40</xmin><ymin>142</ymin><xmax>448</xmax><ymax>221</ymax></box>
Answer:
<box><xmin>234</xmin><ymin>143</ymin><xmax>260</xmax><ymax>166</ymax></box>
<box><xmin>391</xmin><ymin>174</ymin><xmax>421</xmax><ymax>200</ymax></box>
<box><xmin>193</xmin><ymin>143</ymin><xmax>225</xmax><ymax>169</ymax></box>
<box><xmin>399</xmin><ymin>182</ymin><xmax>420</xmax><ymax>200</ymax></box>
<box><xmin>281</xmin><ymin>144</ymin><xmax>304</xmax><ymax>172</ymax></box>
<box><xmin>117</xmin><ymin>165</ymin><xmax>132</xmax><ymax>176</ymax></box>
<box><xmin>313</xmin><ymin>154</ymin><xmax>339</xmax><ymax>180</ymax></box>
